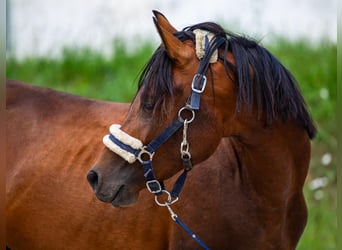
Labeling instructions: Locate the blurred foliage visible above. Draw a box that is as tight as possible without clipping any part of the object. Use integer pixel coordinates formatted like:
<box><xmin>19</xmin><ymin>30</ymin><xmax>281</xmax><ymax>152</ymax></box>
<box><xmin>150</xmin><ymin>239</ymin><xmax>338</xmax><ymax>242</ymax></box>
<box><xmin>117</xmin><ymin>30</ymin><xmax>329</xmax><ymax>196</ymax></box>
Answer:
<box><xmin>7</xmin><ymin>38</ymin><xmax>336</xmax><ymax>249</ymax></box>
<box><xmin>269</xmin><ymin>39</ymin><xmax>336</xmax><ymax>250</ymax></box>
<box><xmin>7</xmin><ymin>41</ymin><xmax>155</xmax><ymax>102</ymax></box>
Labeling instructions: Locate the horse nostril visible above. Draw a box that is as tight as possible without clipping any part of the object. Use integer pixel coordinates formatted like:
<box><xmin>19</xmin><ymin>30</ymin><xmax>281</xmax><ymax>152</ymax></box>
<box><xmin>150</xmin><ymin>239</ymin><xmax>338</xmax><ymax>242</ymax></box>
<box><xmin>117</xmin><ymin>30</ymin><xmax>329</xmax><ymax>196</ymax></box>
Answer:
<box><xmin>87</xmin><ymin>170</ymin><xmax>99</xmax><ymax>191</ymax></box>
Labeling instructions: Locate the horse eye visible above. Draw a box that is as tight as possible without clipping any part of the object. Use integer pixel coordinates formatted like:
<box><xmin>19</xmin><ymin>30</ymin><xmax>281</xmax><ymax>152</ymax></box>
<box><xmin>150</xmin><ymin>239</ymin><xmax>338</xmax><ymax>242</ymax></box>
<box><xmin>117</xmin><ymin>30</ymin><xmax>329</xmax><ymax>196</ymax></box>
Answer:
<box><xmin>142</xmin><ymin>102</ymin><xmax>154</xmax><ymax>111</ymax></box>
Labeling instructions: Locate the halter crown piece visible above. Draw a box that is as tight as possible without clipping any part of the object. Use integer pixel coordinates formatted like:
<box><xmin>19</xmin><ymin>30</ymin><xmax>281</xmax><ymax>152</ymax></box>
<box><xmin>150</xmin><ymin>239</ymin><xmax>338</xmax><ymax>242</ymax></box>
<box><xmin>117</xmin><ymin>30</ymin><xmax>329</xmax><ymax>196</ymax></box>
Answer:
<box><xmin>193</xmin><ymin>29</ymin><xmax>218</xmax><ymax>63</ymax></box>
<box><xmin>102</xmin><ymin>29</ymin><xmax>216</xmax><ymax>250</ymax></box>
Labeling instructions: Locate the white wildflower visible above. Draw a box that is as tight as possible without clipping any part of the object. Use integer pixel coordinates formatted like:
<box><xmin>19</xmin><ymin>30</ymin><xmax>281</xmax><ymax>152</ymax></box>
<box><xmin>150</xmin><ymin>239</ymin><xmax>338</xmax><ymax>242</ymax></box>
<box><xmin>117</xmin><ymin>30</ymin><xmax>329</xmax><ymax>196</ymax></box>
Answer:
<box><xmin>321</xmin><ymin>153</ymin><xmax>332</xmax><ymax>166</ymax></box>
<box><xmin>309</xmin><ymin>177</ymin><xmax>328</xmax><ymax>190</ymax></box>
<box><xmin>314</xmin><ymin>190</ymin><xmax>324</xmax><ymax>200</ymax></box>
<box><xmin>319</xmin><ymin>88</ymin><xmax>329</xmax><ymax>100</ymax></box>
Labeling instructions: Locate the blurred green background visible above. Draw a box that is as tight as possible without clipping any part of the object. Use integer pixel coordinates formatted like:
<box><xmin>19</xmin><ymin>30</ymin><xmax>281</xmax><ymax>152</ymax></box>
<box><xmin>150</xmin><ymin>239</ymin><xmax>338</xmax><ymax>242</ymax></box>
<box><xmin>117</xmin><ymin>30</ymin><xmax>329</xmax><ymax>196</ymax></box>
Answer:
<box><xmin>7</xmin><ymin>38</ymin><xmax>336</xmax><ymax>249</ymax></box>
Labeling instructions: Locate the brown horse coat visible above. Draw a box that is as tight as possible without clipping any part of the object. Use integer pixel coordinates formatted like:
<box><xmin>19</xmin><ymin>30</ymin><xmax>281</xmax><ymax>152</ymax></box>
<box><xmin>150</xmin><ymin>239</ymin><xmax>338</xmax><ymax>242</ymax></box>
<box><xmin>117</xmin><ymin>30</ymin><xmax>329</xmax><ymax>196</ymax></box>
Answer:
<box><xmin>7</xmin><ymin>80</ymin><xmax>310</xmax><ymax>249</ymax></box>
<box><xmin>87</xmin><ymin>11</ymin><xmax>314</xmax><ymax>250</ymax></box>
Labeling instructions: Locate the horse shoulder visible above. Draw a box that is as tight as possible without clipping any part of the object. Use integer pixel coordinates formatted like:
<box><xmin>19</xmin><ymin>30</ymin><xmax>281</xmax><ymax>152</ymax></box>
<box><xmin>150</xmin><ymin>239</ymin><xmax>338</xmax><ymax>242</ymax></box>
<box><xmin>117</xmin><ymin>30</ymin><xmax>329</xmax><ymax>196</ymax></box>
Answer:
<box><xmin>6</xmin><ymin>80</ymin><xmax>135</xmax><ymax>249</ymax></box>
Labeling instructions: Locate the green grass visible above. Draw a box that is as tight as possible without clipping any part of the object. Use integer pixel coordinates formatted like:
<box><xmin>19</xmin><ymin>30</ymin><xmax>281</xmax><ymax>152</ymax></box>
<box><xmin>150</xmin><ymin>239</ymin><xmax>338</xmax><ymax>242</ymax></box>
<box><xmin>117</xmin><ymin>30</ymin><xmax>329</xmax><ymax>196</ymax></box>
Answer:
<box><xmin>7</xmin><ymin>38</ymin><xmax>337</xmax><ymax>249</ymax></box>
<box><xmin>7</xmin><ymin>41</ymin><xmax>155</xmax><ymax>102</ymax></box>
<box><xmin>297</xmin><ymin>186</ymin><xmax>336</xmax><ymax>250</ymax></box>
<box><xmin>269</xmin><ymin>39</ymin><xmax>337</xmax><ymax>249</ymax></box>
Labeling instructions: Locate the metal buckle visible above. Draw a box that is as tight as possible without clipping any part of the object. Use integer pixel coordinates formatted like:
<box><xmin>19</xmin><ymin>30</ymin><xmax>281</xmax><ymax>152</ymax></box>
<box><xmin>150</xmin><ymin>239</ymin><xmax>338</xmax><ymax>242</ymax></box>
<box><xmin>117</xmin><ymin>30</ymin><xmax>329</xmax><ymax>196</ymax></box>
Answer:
<box><xmin>146</xmin><ymin>180</ymin><xmax>162</xmax><ymax>194</ymax></box>
<box><xmin>191</xmin><ymin>74</ymin><xmax>207</xmax><ymax>93</ymax></box>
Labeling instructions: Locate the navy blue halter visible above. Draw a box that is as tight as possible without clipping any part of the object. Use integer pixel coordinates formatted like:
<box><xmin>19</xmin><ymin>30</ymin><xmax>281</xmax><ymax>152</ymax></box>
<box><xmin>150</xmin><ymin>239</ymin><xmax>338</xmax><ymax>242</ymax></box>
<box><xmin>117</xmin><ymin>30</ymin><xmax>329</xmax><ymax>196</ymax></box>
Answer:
<box><xmin>107</xmin><ymin>34</ymin><xmax>216</xmax><ymax>250</ymax></box>
<box><xmin>109</xmin><ymin>118</ymin><xmax>184</xmax><ymax>195</ymax></box>
<box><xmin>108</xmin><ymin>35</ymin><xmax>214</xmax><ymax>198</ymax></box>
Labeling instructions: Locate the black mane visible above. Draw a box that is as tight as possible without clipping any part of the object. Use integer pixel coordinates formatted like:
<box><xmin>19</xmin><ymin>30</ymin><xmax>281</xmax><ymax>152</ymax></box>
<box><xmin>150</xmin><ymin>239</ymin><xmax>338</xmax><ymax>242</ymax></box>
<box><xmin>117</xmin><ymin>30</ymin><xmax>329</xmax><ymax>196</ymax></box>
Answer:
<box><xmin>138</xmin><ymin>22</ymin><xmax>317</xmax><ymax>139</ymax></box>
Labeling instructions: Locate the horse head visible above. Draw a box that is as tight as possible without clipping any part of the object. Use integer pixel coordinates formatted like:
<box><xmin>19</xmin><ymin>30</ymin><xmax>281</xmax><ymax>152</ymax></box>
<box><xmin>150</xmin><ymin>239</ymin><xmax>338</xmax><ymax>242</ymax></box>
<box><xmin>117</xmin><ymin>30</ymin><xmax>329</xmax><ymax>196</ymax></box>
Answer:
<box><xmin>87</xmin><ymin>11</ymin><xmax>316</xmax><ymax>207</ymax></box>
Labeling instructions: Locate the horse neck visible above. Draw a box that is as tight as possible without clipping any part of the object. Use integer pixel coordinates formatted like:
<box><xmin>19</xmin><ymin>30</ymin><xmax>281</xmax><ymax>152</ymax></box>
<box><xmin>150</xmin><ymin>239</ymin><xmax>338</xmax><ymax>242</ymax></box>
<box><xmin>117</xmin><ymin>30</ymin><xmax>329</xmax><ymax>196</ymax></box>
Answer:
<box><xmin>229</xmin><ymin>118</ymin><xmax>311</xmax><ymax>206</ymax></box>
<box><xmin>7</xmin><ymin>80</ymin><xmax>128</xmax><ymax>129</ymax></box>
<box><xmin>6</xmin><ymin>81</ymin><xmax>130</xmax><ymax>174</ymax></box>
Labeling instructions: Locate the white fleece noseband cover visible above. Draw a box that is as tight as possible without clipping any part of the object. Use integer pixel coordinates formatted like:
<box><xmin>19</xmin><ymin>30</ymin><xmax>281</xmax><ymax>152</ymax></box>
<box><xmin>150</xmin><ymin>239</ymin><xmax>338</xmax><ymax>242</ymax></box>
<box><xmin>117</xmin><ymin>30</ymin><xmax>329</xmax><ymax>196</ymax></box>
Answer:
<box><xmin>103</xmin><ymin>124</ymin><xmax>143</xmax><ymax>164</ymax></box>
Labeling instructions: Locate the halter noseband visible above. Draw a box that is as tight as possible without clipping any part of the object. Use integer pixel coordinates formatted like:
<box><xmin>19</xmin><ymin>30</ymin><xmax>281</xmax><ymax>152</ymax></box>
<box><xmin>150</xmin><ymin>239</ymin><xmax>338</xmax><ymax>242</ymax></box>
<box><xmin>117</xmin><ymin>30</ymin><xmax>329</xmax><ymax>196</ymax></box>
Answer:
<box><xmin>103</xmin><ymin>30</ymin><xmax>218</xmax><ymax>249</ymax></box>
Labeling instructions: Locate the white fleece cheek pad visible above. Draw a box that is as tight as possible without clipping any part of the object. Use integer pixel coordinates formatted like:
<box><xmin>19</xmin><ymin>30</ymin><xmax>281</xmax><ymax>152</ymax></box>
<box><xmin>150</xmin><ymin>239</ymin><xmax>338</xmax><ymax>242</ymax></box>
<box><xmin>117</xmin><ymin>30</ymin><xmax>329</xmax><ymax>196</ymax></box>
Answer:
<box><xmin>103</xmin><ymin>124</ymin><xmax>143</xmax><ymax>164</ymax></box>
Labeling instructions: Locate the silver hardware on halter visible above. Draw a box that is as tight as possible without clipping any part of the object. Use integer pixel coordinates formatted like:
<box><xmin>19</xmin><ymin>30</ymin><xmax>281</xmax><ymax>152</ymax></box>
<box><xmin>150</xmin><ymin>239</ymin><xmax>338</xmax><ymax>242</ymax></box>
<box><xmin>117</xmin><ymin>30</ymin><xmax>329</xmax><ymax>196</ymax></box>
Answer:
<box><xmin>180</xmin><ymin>141</ymin><xmax>190</xmax><ymax>156</ymax></box>
<box><xmin>180</xmin><ymin>120</ymin><xmax>192</xmax><ymax>158</ymax></box>
<box><xmin>191</xmin><ymin>74</ymin><xmax>207</xmax><ymax>93</ymax></box>
<box><xmin>166</xmin><ymin>203</ymin><xmax>178</xmax><ymax>221</ymax></box>
<box><xmin>146</xmin><ymin>180</ymin><xmax>162</xmax><ymax>194</ymax></box>
<box><xmin>178</xmin><ymin>105</ymin><xmax>195</xmax><ymax>124</ymax></box>
<box><xmin>154</xmin><ymin>190</ymin><xmax>179</xmax><ymax>207</ymax></box>
<box><xmin>137</xmin><ymin>146</ymin><xmax>155</xmax><ymax>164</ymax></box>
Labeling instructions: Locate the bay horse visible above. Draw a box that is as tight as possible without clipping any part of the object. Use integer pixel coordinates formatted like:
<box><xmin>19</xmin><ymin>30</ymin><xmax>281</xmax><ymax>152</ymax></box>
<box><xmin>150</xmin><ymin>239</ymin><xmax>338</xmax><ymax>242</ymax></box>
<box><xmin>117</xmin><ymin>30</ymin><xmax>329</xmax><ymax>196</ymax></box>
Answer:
<box><xmin>6</xmin><ymin>11</ymin><xmax>316</xmax><ymax>250</ymax></box>
<box><xmin>7</xmin><ymin>81</ymin><xmax>283</xmax><ymax>250</ymax></box>
<box><xmin>87</xmin><ymin>10</ymin><xmax>316</xmax><ymax>249</ymax></box>
<box><xmin>6</xmin><ymin>82</ymin><xmax>271</xmax><ymax>250</ymax></box>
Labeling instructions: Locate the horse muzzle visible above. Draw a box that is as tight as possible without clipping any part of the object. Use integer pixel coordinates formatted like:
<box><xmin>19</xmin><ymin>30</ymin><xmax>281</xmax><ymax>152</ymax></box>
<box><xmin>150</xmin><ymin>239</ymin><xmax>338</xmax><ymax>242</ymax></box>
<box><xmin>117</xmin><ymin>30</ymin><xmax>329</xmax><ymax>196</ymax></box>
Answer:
<box><xmin>86</xmin><ymin>161</ymin><xmax>143</xmax><ymax>207</ymax></box>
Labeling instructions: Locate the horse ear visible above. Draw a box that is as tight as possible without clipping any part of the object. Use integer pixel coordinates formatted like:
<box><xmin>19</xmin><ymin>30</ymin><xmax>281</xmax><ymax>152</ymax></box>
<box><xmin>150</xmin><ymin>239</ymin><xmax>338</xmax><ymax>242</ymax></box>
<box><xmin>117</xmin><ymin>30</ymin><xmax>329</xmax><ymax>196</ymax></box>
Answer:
<box><xmin>152</xmin><ymin>10</ymin><xmax>192</xmax><ymax>64</ymax></box>
<box><xmin>152</xmin><ymin>10</ymin><xmax>177</xmax><ymax>33</ymax></box>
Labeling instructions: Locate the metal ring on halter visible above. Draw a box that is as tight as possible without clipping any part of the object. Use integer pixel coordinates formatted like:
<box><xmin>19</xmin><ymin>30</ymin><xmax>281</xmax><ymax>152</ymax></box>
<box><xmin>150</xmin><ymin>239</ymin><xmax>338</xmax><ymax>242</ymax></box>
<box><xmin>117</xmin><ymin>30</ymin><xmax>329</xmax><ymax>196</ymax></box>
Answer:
<box><xmin>155</xmin><ymin>190</ymin><xmax>179</xmax><ymax>206</ymax></box>
<box><xmin>178</xmin><ymin>106</ymin><xmax>195</xmax><ymax>124</ymax></box>
<box><xmin>137</xmin><ymin>146</ymin><xmax>155</xmax><ymax>164</ymax></box>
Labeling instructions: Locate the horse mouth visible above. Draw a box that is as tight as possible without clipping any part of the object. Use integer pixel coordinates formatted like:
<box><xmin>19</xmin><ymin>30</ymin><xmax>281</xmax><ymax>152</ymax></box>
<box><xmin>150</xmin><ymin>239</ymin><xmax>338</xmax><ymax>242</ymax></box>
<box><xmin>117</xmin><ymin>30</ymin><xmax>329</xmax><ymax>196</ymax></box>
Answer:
<box><xmin>110</xmin><ymin>185</ymin><xmax>138</xmax><ymax>208</ymax></box>
<box><xmin>111</xmin><ymin>185</ymin><xmax>125</xmax><ymax>206</ymax></box>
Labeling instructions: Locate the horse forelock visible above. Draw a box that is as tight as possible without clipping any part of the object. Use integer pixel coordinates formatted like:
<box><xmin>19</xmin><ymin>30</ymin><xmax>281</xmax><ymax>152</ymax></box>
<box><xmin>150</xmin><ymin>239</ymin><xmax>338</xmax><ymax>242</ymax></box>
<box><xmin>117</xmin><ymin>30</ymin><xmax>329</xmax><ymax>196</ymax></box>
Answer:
<box><xmin>137</xmin><ymin>46</ymin><xmax>174</xmax><ymax>121</ymax></box>
<box><xmin>137</xmin><ymin>21</ymin><xmax>316</xmax><ymax>138</ymax></box>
